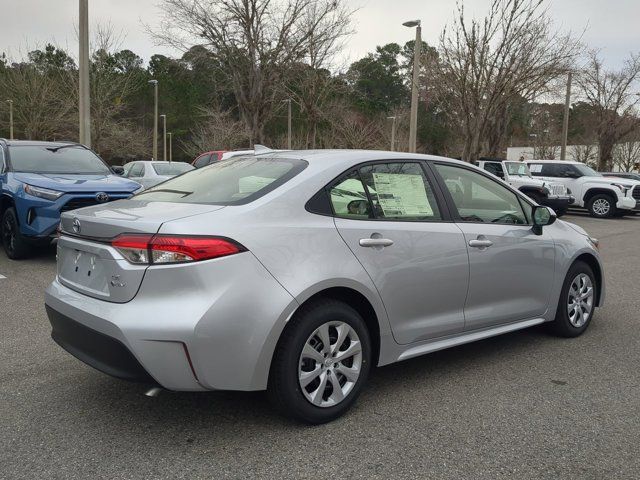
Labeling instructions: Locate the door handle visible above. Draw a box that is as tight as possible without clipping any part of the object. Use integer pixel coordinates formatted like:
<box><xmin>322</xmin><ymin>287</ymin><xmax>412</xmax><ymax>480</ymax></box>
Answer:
<box><xmin>468</xmin><ymin>238</ymin><xmax>493</xmax><ymax>249</ymax></box>
<box><xmin>359</xmin><ymin>238</ymin><xmax>394</xmax><ymax>248</ymax></box>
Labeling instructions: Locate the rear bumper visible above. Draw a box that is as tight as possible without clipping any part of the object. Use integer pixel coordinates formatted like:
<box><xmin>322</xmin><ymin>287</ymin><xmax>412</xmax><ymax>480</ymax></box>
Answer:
<box><xmin>47</xmin><ymin>305</ymin><xmax>157</xmax><ymax>384</ymax></box>
<box><xmin>45</xmin><ymin>252</ymin><xmax>298</xmax><ymax>392</ymax></box>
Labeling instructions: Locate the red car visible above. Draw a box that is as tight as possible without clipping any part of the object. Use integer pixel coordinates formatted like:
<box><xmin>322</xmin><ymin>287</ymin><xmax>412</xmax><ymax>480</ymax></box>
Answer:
<box><xmin>192</xmin><ymin>150</ymin><xmax>227</xmax><ymax>168</ymax></box>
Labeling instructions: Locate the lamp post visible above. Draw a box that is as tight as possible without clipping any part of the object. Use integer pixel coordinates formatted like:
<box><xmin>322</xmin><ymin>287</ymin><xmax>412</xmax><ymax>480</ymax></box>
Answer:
<box><xmin>560</xmin><ymin>72</ymin><xmax>572</xmax><ymax>160</ymax></box>
<box><xmin>6</xmin><ymin>100</ymin><xmax>13</xmax><ymax>140</ymax></box>
<box><xmin>403</xmin><ymin>19</ymin><xmax>421</xmax><ymax>153</ymax></box>
<box><xmin>160</xmin><ymin>114</ymin><xmax>167</xmax><ymax>162</ymax></box>
<box><xmin>387</xmin><ymin>116</ymin><xmax>397</xmax><ymax>151</ymax></box>
<box><xmin>148</xmin><ymin>80</ymin><xmax>158</xmax><ymax>160</ymax></box>
<box><xmin>168</xmin><ymin>132</ymin><xmax>173</xmax><ymax>163</ymax></box>
<box><xmin>78</xmin><ymin>0</ymin><xmax>91</xmax><ymax>147</ymax></box>
<box><xmin>283</xmin><ymin>98</ymin><xmax>292</xmax><ymax>149</ymax></box>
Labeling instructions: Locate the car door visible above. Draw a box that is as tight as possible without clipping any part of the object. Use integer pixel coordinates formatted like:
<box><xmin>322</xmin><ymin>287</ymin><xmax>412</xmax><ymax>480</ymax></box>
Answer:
<box><xmin>432</xmin><ymin>163</ymin><xmax>555</xmax><ymax>330</ymax></box>
<box><xmin>331</xmin><ymin>161</ymin><xmax>469</xmax><ymax>345</ymax></box>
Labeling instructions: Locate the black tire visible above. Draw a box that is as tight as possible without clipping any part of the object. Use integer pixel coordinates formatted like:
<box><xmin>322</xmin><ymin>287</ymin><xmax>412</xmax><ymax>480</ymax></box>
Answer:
<box><xmin>268</xmin><ymin>298</ymin><xmax>372</xmax><ymax>424</ymax></box>
<box><xmin>555</xmin><ymin>208</ymin><xmax>568</xmax><ymax>218</ymax></box>
<box><xmin>525</xmin><ymin>192</ymin><xmax>543</xmax><ymax>205</ymax></box>
<box><xmin>586</xmin><ymin>193</ymin><xmax>616</xmax><ymax>218</ymax></box>
<box><xmin>548</xmin><ymin>261</ymin><xmax>597</xmax><ymax>338</ymax></box>
<box><xmin>1</xmin><ymin>207</ymin><xmax>32</xmax><ymax>260</ymax></box>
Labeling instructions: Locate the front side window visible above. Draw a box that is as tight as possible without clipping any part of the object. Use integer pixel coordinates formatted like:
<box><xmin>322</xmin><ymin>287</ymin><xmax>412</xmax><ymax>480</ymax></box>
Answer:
<box><xmin>129</xmin><ymin>163</ymin><xmax>144</xmax><ymax>178</ymax></box>
<box><xmin>435</xmin><ymin>164</ymin><xmax>529</xmax><ymax>225</ymax></box>
<box><xmin>9</xmin><ymin>145</ymin><xmax>111</xmax><ymax>174</ymax></box>
<box><xmin>505</xmin><ymin>162</ymin><xmax>531</xmax><ymax>176</ymax></box>
<box><xmin>329</xmin><ymin>171</ymin><xmax>372</xmax><ymax>219</ymax></box>
<box><xmin>136</xmin><ymin>156</ymin><xmax>307</xmax><ymax>205</ymax></box>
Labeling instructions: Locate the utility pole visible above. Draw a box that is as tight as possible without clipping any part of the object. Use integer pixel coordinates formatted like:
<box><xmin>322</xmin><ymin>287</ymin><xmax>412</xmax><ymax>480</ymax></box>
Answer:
<box><xmin>6</xmin><ymin>100</ymin><xmax>13</xmax><ymax>140</ymax></box>
<box><xmin>387</xmin><ymin>116</ymin><xmax>397</xmax><ymax>151</ymax></box>
<box><xmin>168</xmin><ymin>132</ymin><xmax>173</xmax><ymax>162</ymax></box>
<box><xmin>404</xmin><ymin>19</ymin><xmax>421</xmax><ymax>153</ymax></box>
<box><xmin>148</xmin><ymin>80</ymin><xmax>158</xmax><ymax>160</ymax></box>
<box><xmin>160</xmin><ymin>114</ymin><xmax>167</xmax><ymax>161</ymax></box>
<box><xmin>78</xmin><ymin>0</ymin><xmax>91</xmax><ymax>147</ymax></box>
<box><xmin>560</xmin><ymin>72</ymin><xmax>572</xmax><ymax>160</ymax></box>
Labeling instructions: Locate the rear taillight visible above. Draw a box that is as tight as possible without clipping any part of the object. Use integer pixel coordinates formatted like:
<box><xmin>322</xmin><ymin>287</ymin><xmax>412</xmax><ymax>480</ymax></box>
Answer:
<box><xmin>112</xmin><ymin>234</ymin><xmax>246</xmax><ymax>265</ymax></box>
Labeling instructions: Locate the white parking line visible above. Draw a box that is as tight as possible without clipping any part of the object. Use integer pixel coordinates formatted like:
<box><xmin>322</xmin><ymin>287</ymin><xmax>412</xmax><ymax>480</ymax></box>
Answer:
<box><xmin>0</xmin><ymin>274</ymin><xmax>6</xmax><ymax>280</ymax></box>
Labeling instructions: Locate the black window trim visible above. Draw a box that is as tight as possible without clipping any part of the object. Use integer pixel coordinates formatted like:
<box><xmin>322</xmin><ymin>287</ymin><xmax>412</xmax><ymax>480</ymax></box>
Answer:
<box><xmin>429</xmin><ymin>161</ymin><xmax>535</xmax><ymax>227</ymax></box>
<box><xmin>306</xmin><ymin>159</ymin><xmax>454</xmax><ymax>223</ymax></box>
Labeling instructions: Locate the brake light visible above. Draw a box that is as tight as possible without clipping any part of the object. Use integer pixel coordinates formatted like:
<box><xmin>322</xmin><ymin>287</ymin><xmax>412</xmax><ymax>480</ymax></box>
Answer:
<box><xmin>112</xmin><ymin>234</ymin><xmax>246</xmax><ymax>265</ymax></box>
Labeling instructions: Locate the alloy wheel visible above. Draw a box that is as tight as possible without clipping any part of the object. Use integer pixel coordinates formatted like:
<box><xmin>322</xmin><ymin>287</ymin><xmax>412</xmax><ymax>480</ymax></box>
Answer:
<box><xmin>567</xmin><ymin>273</ymin><xmax>594</xmax><ymax>327</ymax></box>
<box><xmin>2</xmin><ymin>216</ymin><xmax>15</xmax><ymax>253</ymax></box>
<box><xmin>298</xmin><ymin>321</ymin><xmax>362</xmax><ymax>408</ymax></box>
<box><xmin>592</xmin><ymin>198</ymin><xmax>610</xmax><ymax>216</ymax></box>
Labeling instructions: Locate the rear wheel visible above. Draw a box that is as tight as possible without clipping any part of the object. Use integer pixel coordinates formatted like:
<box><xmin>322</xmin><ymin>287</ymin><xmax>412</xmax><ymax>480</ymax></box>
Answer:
<box><xmin>548</xmin><ymin>261</ymin><xmax>597</xmax><ymax>337</ymax></box>
<box><xmin>555</xmin><ymin>208</ymin><xmax>568</xmax><ymax>217</ymax></box>
<box><xmin>1</xmin><ymin>207</ymin><xmax>32</xmax><ymax>259</ymax></box>
<box><xmin>268</xmin><ymin>299</ymin><xmax>372</xmax><ymax>424</ymax></box>
<box><xmin>586</xmin><ymin>194</ymin><xmax>616</xmax><ymax>218</ymax></box>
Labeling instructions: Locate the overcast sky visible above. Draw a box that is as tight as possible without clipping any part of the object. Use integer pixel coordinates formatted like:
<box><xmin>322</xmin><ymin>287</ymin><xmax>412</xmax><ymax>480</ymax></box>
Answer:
<box><xmin>1</xmin><ymin>0</ymin><xmax>638</xmax><ymax>69</ymax></box>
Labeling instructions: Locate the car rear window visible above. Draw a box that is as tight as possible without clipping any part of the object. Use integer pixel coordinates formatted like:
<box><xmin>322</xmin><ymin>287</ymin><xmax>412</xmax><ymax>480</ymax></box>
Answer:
<box><xmin>135</xmin><ymin>156</ymin><xmax>307</xmax><ymax>205</ymax></box>
<box><xmin>9</xmin><ymin>145</ymin><xmax>111</xmax><ymax>174</ymax></box>
<box><xmin>152</xmin><ymin>163</ymin><xmax>194</xmax><ymax>176</ymax></box>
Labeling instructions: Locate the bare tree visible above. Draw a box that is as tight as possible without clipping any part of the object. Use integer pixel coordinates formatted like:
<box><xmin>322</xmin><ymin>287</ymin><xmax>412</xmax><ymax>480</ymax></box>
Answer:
<box><xmin>570</xmin><ymin>143</ymin><xmax>599</xmax><ymax>164</ymax></box>
<box><xmin>436</xmin><ymin>0</ymin><xmax>580</xmax><ymax>161</ymax></box>
<box><xmin>613</xmin><ymin>139</ymin><xmax>640</xmax><ymax>172</ymax></box>
<box><xmin>576</xmin><ymin>51</ymin><xmax>640</xmax><ymax>171</ymax></box>
<box><xmin>154</xmin><ymin>0</ymin><xmax>352</xmax><ymax>145</ymax></box>
<box><xmin>182</xmin><ymin>107</ymin><xmax>251</xmax><ymax>157</ymax></box>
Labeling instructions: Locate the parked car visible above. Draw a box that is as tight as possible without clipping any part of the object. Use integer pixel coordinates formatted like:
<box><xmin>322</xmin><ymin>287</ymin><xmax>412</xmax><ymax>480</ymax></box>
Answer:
<box><xmin>475</xmin><ymin>159</ymin><xmax>574</xmax><ymax>216</ymax></box>
<box><xmin>46</xmin><ymin>150</ymin><xmax>604</xmax><ymax>424</ymax></box>
<box><xmin>192</xmin><ymin>150</ymin><xmax>226</xmax><ymax>168</ymax></box>
<box><xmin>0</xmin><ymin>139</ymin><xmax>142</xmax><ymax>259</ymax></box>
<box><xmin>602</xmin><ymin>172</ymin><xmax>640</xmax><ymax>182</ymax></box>
<box><xmin>123</xmin><ymin>161</ymin><xmax>194</xmax><ymax>190</ymax></box>
<box><xmin>526</xmin><ymin>160</ymin><xmax>640</xmax><ymax>218</ymax></box>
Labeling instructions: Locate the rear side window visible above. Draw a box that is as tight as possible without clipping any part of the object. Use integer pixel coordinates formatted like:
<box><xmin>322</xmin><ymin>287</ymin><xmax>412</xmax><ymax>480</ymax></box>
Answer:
<box><xmin>328</xmin><ymin>162</ymin><xmax>442</xmax><ymax>221</ymax></box>
<box><xmin>136</xmin><ymin>156</ymin><xmax>307</xmax><ymax>205</ymax></box>
<box><xmin>483</xmin><ymin>162</ymin><xmax>504</xmax><ymax>179</ymax></box>
<box><xmin>152</xmin><ymin>163</ymin><xmax>193</xmax><ymax>176</ymax></box>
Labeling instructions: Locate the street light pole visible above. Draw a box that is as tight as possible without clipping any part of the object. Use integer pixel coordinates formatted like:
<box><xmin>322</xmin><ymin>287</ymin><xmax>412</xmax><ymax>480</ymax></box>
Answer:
<box><xmin>560</xmin><ymin>72</ymin><xmax>572</xmax><ymax>160</ymax></box>
<box><xmin>403</xmin><ymin>19</ymin><xmax>421</xmax><ymax>153</ymax></box>
<box><xmin>160</xmin><ymin>114</ymin><xmax>167</xmax><ymax>162</ymax></box>
<box><xmin>387</xmin><ymin>116</ymin><xmax>397</xmax><ymax>151</ymax></box>
<box><xmin>168</xmin><ymin>132</ymin><xmax>173</xmax><ymax>162</ymax></box>
<box><xmin>148</xmin><ymin>80</ymin><xmax>158</xmax><ymax>160</ymax></box>
<box><xmin>6</xmin><ymin>100</ymin><xmax>13</xmax><ymax>140</ymax></box>
<box><xmin>284</xmin><ymin>99</ymin><xmax>292</xmax><ymax>149</ymax></box>
<box><xmin>78</xmin><ymin>0</ymin><xmax>91</xmax><ymax>147</ymax></box>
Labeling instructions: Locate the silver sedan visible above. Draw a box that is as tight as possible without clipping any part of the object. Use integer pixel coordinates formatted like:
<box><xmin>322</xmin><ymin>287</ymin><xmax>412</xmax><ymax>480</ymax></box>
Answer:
<box><xmin>45</xmin><ymin>150</ymin><xmax>604</xmax><ymax>424</ymax></box>
<box><xmin>123</xmin><ymin>160</ymin><xmax>194</xmax><ymax>189</ymax></box>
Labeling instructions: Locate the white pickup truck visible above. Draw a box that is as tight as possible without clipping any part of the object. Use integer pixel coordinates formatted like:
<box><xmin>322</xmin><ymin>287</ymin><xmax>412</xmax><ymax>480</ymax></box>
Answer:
<box><xmin>526</xmin><ymin>160</ymin><xmax>640</xmax><ymax>218</ymax></box>
<box><xmin>475</xmin><ymin>160</ymin><xmax>574</xmax><ymax>216</ymax></box>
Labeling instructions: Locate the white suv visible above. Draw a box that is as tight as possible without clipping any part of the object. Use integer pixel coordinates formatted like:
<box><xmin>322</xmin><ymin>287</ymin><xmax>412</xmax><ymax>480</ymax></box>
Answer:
<box><xmin>526</xmin><ymin>160</ymin><xmax>640</xmax><ymax>218</ymax></box>
<box><xmin>476</xmin><ymin>160</ymin><xmax>574</xmax><ymax>216</ymax></box>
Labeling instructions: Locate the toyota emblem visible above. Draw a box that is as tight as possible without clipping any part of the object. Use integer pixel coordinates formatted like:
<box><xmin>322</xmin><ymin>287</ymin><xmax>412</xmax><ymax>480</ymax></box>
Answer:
<box><xmin>95</xmin><ymin>192</ymin><xmax>109</xmax><ymax>203</ymax></box>
<box><xmin>72</xmin><ymin>218</ymin><xmax>81</xmax><ymax>233</ymax></box>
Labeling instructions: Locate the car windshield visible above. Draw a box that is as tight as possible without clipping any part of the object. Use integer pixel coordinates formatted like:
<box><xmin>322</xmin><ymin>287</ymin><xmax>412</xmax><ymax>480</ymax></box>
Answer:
<box><xmin>135</xmin><ymin>156</ymin><xmax>307</xmax><ymax>205</ymax></box>
<box><xmin>10</xmin><ymin>145</ymin><xmax>111</xmax><ymax>174</ymax></box>
<box><xmin>574</xmin><ymin>163</ymin><xmax>601</xmax><ymax>177</ymax></box>
<box><xmin>505</xmin><ymin>162</ymin><xmax>531</xmax><ymax>176</ymax></box>
<box><xmin>152</xmin><ymin>162</ymin><xmax>194</xmax><ymax>176</ymax></box>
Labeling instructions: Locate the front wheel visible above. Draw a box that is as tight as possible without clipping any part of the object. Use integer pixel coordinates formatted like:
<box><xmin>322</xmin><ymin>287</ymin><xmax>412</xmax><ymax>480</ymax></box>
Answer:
<box><xmin>586</xmin><ymin>194</ymin><xmax>616</xmax><ymax>218</ymax></box>
<box><xmin>548</xmin><ymin>261</ymin><xmax>597</xmax><ymax>338</ymax></box>
<box><xmin>268</xmin><ymin>299</ymin><xmax>372</xmax><ymax>424</ymax></box>
<box><xmin>1</xmin><ymin>207</ymin><xmax>32</xmax><ymax>259</ymax></box>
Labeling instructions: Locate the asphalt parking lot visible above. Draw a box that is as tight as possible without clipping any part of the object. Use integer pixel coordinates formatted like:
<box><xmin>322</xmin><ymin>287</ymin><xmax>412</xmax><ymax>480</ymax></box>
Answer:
<box><xmin>1</xmin><ymin>212</ymin><xmax>640</xmax><ymax>479</ymax></box>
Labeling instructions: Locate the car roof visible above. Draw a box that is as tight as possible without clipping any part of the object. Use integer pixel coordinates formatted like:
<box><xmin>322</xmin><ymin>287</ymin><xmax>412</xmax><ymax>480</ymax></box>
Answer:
<box><xmin>0</xmin><ymin>139</ymin><xmax>83</xmax><ymax>148</ymax></box>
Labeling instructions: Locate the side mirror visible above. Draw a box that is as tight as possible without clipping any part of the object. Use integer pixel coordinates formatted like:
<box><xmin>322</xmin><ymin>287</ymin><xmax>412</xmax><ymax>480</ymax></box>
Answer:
<box><xmin>347</xmin><ymin>199</ymin><xmax>371</xmax><ymax>216</ymax></box>
<box><xmin>112</xmin><ymin>165</ymin><xmax>125</xmax><ymax>176</ymax></box>
<box><xmin>532</xmin><ymin>206</ymin><xmax>557</xmax><ymax>235</ymax></box>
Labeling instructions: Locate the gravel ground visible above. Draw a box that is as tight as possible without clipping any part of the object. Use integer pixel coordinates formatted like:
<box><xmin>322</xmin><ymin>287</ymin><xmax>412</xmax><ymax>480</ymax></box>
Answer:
<box><xmin>1</xmin><ymin>212</ymin><xmax>639</xmax><ymax>479</ymax></box>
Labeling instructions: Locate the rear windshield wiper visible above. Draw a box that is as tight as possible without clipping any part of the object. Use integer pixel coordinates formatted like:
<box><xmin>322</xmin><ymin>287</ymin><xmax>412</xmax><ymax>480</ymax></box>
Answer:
<box><xmin>46</xmin><ymin>144</ymin><xmax>88</xmax><ymax>153</ymax></box>
<box><xmin>137</xmin><ymin>189</ymin><xmax>193</xmax><ymax>197</ymax></box>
